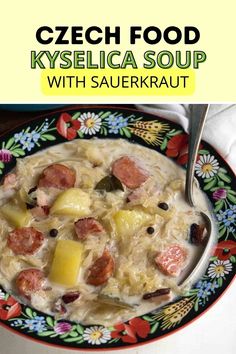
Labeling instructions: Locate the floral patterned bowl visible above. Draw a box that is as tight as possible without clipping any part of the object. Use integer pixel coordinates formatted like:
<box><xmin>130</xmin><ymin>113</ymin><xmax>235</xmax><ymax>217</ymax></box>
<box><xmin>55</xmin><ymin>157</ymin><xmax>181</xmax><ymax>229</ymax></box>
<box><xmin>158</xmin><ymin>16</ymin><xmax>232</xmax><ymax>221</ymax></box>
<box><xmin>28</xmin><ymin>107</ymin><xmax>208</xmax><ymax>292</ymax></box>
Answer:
<box><xmin>0</xmin><ymin>106</ymin><xmax>235</xmax><ymax>350</ymax></box>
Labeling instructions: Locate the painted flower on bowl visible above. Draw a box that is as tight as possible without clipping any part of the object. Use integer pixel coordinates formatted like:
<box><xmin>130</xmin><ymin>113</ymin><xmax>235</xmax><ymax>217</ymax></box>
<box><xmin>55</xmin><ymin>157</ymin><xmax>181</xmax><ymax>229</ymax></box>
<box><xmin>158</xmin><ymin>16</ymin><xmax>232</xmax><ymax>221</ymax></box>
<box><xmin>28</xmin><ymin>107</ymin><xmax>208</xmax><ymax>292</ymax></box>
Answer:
<box><xmin>82</xmin><ymin>326</ymin><xmax>111</xmax><ymax>345</ymax></box>
<box><xmin>208</xmin><ymin>260</ymin><xmax>232</xmax><ymax>279</ymax></box>
<box><xmin>54</xmin><ymin>322</ymin><xmax>72</xmax><ymax>334</ymax></box>
<box><xmin>105</xmin><ymin>115</ymin><xmax>128</xmax><ymax>134</ymax></box>
<box><xmin>24</xmin><ymin>316</ymin><xmax>46</xmax><ymax>332</ymax></box>
<box><xmin>111</xmin><ymin>318</ymin><xmax>150</xmax><ymax>344</ymax></box>
<box><xmin>214</xmin><ymin>240</ymin><xmax>236</xmax><ymax>260</ymax></box>
<box><xmin>14</xmin><ymin>132</ymin><xmax>27</xmax><ymax>143</ymax></box>
<box><xmin>79</xmin><ymin>112</ymin><xmax>102</xmax><ymax>135</ymax></box>
<box><xmin>0</xmin><ymin>296</ymin><xmax>21</xmax><ymax>320</ymax></box>
<box><xmin>166</xmin><ymin>133</ymin><xmax>189</xmax><ymax>165</ymax></box>
<box><xmin>56</xmin><ymin>113</ymin><xmax>81</xmax><ymax>140</ymax></box>
<box><xmin>216</xmin><ymin>205</ymin><xmax>236</xmax><ymax>227</ymax></box>
<box><xmin>213</xmin><ymin>188</ymin><xmax>227</xmax><ymax>200</ymax></box>
<box><xmin>0</xmin><ymin>149</ymin><xmax>12</xmax><ymax>163</ymax></box>
<box><xmin>195</xmin><ymin>154</ymin><xmax>219</xmax><ymax>178</ymax></box>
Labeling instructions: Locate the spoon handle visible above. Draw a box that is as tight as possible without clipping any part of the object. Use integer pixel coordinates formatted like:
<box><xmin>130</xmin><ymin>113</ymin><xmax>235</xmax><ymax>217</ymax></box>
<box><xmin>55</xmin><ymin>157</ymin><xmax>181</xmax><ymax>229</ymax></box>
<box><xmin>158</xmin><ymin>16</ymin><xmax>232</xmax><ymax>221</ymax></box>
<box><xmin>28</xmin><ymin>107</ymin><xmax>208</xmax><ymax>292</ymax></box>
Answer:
<box><xmin>185</xmin><ymin>104</ymin><xmax>210</xmax><ymax>206</ymax></box>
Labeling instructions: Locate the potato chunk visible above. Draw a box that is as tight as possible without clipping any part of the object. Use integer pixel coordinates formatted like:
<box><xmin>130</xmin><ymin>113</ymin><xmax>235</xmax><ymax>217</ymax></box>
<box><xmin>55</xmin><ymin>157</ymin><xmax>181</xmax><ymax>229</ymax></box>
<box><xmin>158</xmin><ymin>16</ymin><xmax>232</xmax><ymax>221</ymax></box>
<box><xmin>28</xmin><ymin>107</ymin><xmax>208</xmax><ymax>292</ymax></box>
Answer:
<box><xmin>50</xmin><ymin>188</ymin><xmax>91</xmax><ymax>217</ymax></box>
<box><xmin>1</xmin><ymin>202</ymin><xmax>31</xmax><ymax>227</ymax></box>
<box><xmin>113</xmin><ymin>209</ymin><xmax>151</xmax><ymax>239</ymax></box>
<box><xmin>49</xmin><ymin>240</ymin><xmax>84</xmax><ymax>286</ymax></box>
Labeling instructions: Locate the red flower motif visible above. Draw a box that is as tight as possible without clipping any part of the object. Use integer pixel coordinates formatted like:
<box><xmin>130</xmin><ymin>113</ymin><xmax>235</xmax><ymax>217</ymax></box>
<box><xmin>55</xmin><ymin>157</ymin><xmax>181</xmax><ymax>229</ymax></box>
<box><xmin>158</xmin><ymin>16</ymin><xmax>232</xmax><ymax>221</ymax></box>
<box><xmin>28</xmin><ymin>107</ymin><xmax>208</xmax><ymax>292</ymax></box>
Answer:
<box><xmin>166</xmin><ymin>133</ymin><xmax>202</xmax><ymax>165</ymax></box>
<box><xmin>166</xmin><ymin>134</ymin><xmax>189</xmax><ymax>165</ymax></box>
<box><xmin>56</xmin><ymin>113</ymin><xmax>81</xmax><ymax>140</ymax></box>
<box><xmin>111</xmin><ymin>318</ymin><xmax>150</xmax><ymax>344</ymax></box>
<box><xmin>213</xmin><ymin>240</ymin><xmax>236</xmax><ymax>261</ymax></box>
<box><xmin>129</xmin><ymin>317</ymin><xmax>150</xmax><ymax>338</ymax></box>
<box><xmin>111</xmin><ymin>323</ymin><xmax>137</xmax><ymax>343</ymax></box>
<box><xmin>0</xmin><ymin>296</ymin><xmax>21</xmax><ymax>320</ymax></box>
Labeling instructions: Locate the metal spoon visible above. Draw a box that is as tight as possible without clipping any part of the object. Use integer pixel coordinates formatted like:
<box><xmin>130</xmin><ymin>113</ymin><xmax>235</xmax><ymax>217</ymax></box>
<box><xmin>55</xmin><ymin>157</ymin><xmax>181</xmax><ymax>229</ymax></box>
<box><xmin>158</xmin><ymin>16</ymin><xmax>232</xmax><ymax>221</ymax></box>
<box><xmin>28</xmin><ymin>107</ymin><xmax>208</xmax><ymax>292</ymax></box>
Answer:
<box><xmin>179</xmin><ymin>104</ymin><xmax>213</xmax><ymax>286</ymax></box>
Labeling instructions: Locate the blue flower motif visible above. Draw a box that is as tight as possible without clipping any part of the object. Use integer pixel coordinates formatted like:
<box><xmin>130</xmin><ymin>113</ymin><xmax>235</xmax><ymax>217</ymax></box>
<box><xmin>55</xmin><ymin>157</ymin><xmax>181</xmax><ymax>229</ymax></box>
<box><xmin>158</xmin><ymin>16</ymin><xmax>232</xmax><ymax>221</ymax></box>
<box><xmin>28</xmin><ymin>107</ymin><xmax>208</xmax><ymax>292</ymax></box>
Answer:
<box><xmin>14</xmin><ymin>132</ymin><xmax>27</xmax><ymax>143</ymax></box>
<box><xmin>22</xmin><ymin>140</ymin><xmax>35</xmax><ymax>151</ymax></box>
<box><xmin>216</xmin><ymin>205</ymin><xmax>236</xmax><ymax>227</ymax></box>
<box><xmin>31</xmin><ymin>131</ymin><xmax>40</xmax><ymax>142</ymax></box>
<box><xmin>208</xmin><ymin>281</ymin><xmax>219</xmax><ymax>293</ymax></box>
<box><xmin>11</xmin><ymin>319</ymin><xmax>23</xmax><ymax>327</ymax></box>
<box><xmin>195</xmin><ymin>280</ymin><xmax>212</xmax><ymax>299</ymax></box>
<box><xmin>108</xmin><ymin>126</ymin><xmax>119</xmax><ymax>134</ymax></box>
<box><xmin>24</xmin><ymin>316</ymin><xmax>46</xmax><ymax>332</ymax></box>
<box><xmin>41</xmin><ymin>122</ymin><xmax>49</xmax><ymax>132</ymax></box>
<box><xmin>105</xmin><ymin>115</ymin><xmax>128</xmax><ymax>133</ymax></box>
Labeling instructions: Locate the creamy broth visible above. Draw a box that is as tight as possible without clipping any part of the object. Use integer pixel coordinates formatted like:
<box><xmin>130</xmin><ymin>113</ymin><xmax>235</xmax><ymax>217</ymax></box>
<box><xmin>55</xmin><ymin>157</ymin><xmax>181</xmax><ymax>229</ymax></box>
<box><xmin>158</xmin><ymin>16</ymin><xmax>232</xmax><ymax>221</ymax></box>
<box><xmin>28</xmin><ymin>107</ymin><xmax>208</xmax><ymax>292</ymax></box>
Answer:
<box><xmin>0</xmin><ymin>138</ymin><xmax>213</xmax><ymax>326</ymax></box>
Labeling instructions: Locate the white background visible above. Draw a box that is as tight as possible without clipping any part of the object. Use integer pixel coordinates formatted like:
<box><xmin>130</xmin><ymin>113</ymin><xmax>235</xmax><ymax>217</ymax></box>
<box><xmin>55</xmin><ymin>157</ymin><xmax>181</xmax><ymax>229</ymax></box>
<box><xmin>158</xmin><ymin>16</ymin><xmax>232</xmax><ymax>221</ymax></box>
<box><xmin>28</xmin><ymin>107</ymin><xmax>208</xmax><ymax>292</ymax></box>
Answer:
<box><xmin>0</xmin><ymin>281</ymin><xmax>235</xmax><ymax>354</ymax></box>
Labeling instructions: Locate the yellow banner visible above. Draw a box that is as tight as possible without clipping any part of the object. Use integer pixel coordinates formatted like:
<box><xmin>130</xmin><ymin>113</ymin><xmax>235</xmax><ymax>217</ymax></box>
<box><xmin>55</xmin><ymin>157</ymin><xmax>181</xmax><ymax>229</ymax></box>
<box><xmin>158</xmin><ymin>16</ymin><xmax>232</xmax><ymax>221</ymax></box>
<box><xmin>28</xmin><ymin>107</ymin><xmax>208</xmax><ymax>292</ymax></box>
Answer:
<box><xmin>41</xmin><ymin>68</ymin><xmax>195</xmax><ymax>96</ymax></box>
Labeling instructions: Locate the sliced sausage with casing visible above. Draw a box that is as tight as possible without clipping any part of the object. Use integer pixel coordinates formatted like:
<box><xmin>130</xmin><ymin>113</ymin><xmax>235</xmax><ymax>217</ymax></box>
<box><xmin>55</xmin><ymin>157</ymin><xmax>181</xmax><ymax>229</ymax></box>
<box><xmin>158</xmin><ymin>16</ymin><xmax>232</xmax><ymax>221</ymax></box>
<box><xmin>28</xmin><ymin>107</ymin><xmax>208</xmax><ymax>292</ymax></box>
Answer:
<box><xmin>74</xmin><ymin>217</ymin><xmax>104</xmax><ymax>240</ymax></box>
<box><xmin>87</xmin><ymin>250</ymin><xmax>114</xmax><ymax>286</ymax></box>
<box><xmin>7</xmin><ymin>227</ymin><xmax>45</xmax><ymax>255</ymax></box>
<box><xmin>38</xmin><ymin>164</ymin><xmax>76</xmax><ymax>189</ymax></box>
<box><xmin>16</xmin><ymin>268</ymin><xmax>45</xmax><ymax>299</ymax></box>
<box><xmin>112</xmin><ymin>156</ymin><xmax>149</xmax><ymax>189</ymax></box>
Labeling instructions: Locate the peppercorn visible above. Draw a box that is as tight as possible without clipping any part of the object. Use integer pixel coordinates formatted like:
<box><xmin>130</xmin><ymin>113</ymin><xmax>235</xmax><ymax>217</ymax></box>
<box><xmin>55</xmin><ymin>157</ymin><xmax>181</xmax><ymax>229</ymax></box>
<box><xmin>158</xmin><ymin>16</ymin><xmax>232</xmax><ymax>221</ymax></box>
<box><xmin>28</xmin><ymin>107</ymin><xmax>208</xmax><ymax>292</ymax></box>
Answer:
<box><xmin>28</xmin><ymin>186</ymin><xmax>37</xmax><ymax>195</ymax></box>
<box><xmin>158</xmin><ymin>202</ymin><xmax>169</xmax><ymax>210</ymax></box>
<box><xmin>147</xmin><ymin>226</ymin><xmax>155</xmax><ymax>234</ymax></box>
<box><xmin>49</xmin><ymin>229</ymin><xmax>58</xmax><ymax>237</ymax></box>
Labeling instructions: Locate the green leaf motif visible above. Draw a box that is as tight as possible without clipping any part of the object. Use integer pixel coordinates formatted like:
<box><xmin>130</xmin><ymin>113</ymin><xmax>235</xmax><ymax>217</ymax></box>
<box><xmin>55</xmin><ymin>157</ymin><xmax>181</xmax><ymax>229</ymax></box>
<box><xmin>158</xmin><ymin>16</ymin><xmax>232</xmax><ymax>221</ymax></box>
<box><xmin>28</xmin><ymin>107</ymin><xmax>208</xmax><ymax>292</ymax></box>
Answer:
<box><xmin>100</xmin><ymin>111</ymin><xmax>112</xmax><ymax>119</ymax></box>
<box><xmin>203</xmin><ymin>179</ymin><xmax>217</xmax><ymax>191</ymax></box>
<box><xmin>227</xmin><ymin>194</ymin><xmax>236</xmax><ymax>204</ymax></box>
<box><xmin>46</xmin><ymin>316</ymin><xmax>55</xmax><ymax>327</ymax></box>
<box><xmin>219</xmin><ymin>167</ymin><xmax>227</xmax><ymax>174</ymax></box>
<box><xmin>209</xmin><ymin>256</ymin><xmax>218</xmax><ymax>261</ymax></box>
<box><xmin>38</xmin><ymin>331</ymin><xmax>55</xmax><ymax>337</ymax></box>
<box><xmin>76</xmin><ymin>324</ymin><xmax>84</xmax><ymax>335</ymax></box>
<box><xmin>11</xmin><ymin>149</ymin><xmax>25</xmax><ymax>157</ymax></box>
<box><xmin>77</xmin><ymin>130</ymin><xmax>84</xmax><ymax>138</ymax></box>
<box><xmin>0</xmin><ymin>161</ymin><xmax>5</xmax><ymax>168</ymax></box>
<box><xmin>217</xmin><ymin>277</ymin><xmax>223</xmax><ymax>287</ymax></box>
<box><xmin>230</xmin><ymin>256</ymin><xmax>236</xmax><ymax>263</ymax></box>
<box><xmin>122</xmin><ymin>127</ymin><xmax>131</xmax><ymax>138</ymax></box>
<box><xmin>142</xmin><ymin>315</ymin><xmax>154</xmax><ymax>322</ymax></box>
<box><xmin>218</xmin><ymin>173</ymin><xmax>231</xmax><ymax>184</ymax></box>
<box><xmin>204</xmin><ymin>177</ymin><xmax>214</xmax><ymax>183</ymax></box>
<box><xmin>194</xmin><ymin>298</ymin><xmax>199</xmax><ymax>312</ymax></box>
<box><xmin>64</xmin><ymin>337</ymin><xmax>83</xmax><ymax>343</ymax></box>
<box><xmin>228</xmin><ymin>190</ymin><xmax>236</xmax><ymax>195</ymax></box>
<box><xmin>5</xmin><ymin>137</ymin><xmax>15</xmax><ymax>150</ymax></box>
<box><xmin>214</xmin><ymin>200</ymin><xmax>224</xmax><ymax>213</ymax></box>
<box><xmin>160</xmin><ymin>137</ymin><xmax>168</xmax><ymax>151</ymax></box>
<box><xmin>69</xmin><ymin>331</ymin><xmax>79</xmax><ymax>337</ymax></box>
<box><xmin>218</xmin><ymin>226</ymin><xmax>226</xmax><ymax>238</ymax></box>
<box><xmin>198</xmin><ymin>149</ymin><xmax>210</xmax><ymax>154</ymax></box>
<box><xmin>25</xmin><ymin>307</ymin><xmax>34</xmax><ymax>318</ymax></box>
<box><xmin>40</xmin><ymin>134</ymin><xmax>56</xmax><ymax>141</ymax></box>
<box><xmin>72</xmin><ymin>112</ymin><xmax>81</xmax><ymax>120</ymax></box>
<box><xmin>150</xmin><ymin>322</ymin><xmax>159</xmax><ymax>334</ymax></box>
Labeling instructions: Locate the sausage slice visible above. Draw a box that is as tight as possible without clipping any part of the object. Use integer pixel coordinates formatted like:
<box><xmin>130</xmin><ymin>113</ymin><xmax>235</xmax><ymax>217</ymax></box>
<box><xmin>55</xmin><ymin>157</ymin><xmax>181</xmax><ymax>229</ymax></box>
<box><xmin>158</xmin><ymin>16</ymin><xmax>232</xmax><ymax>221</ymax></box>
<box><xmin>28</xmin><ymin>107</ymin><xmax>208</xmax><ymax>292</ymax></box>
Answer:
<box><xmin>112</xmin><ymin>156</ymin><xmax>149</xmax><ymax>189</ymax></box>
<box><xmin>16</xmin><ymin>269</ymin><xmax>45</xmax><ymax>298</ymax></box>
<box><xmin>7</xmin><ymin>227</ymin><xmax>44</xmax><ymax>255</ymax></box>
<box><xmin>74</xmin><ymin>217</ymin><xmax>104</xmax><ymax>240</ymax></box>
<box><xmin>87</xmin><ymin>250</ymin><xmax>114</xmax><ymax>286</ymax></box>
<box><xmin>38</xmin><ymin>164</ymin><xmax>76</xmax><ymax>189</ymax></box>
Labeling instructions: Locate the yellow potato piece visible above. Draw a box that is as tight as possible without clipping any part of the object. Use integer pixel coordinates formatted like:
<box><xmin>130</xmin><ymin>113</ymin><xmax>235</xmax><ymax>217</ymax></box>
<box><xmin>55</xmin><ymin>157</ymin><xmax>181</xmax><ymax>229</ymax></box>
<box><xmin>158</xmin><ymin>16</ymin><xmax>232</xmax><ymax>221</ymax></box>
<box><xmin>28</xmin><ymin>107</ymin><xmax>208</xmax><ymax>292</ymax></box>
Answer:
<box><xmin>50</xmin><ymin>188</ymin><xmax>91</xmax><ymax>217</ymax></box>
<box><xmin>49</xmin><ymin>240</ymin><xmax>84</xmax><ymax>287</ymax></box>
<box><xmin>1</xmin><ymin>202</ymin><xmax>31</xmax><ymax>227</ymax></box>
<box><xmin>113</xmin><ymin>209</ymin><xmax>151</xmax><ymax>239</ymax></box>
